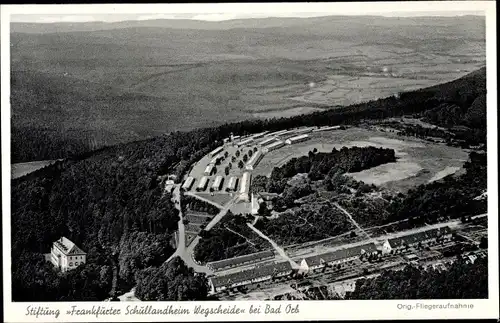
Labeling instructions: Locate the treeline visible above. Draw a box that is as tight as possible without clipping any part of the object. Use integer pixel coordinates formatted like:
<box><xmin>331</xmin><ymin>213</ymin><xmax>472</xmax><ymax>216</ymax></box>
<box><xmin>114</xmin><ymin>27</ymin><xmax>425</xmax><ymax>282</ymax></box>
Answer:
<box><xmin>182</xmin><ymin>195</ymin><xmax>220</xmax><ymax>215</ymax></box>
<box><xmin>346</xmin><ymin>256</ymin><xmax>488</xmax><ymax>299</ymax></box>
<box><xmin>135</xmin><ymin>257</ymin><xmax>209</xmax><ymax>301</ymax></box>
<box><xmin>11</xmin><ymin>128</ymin><xmax>229</xmax><ymax>301</ymax></box>
<box><xmin>388</xmin><ymin>151</ymin><xmax>487</xmax><ymax>225</ymax></box>
<box><xmin>194</xmin><ymin>212</ymin><xmax>268</xmax><ymax>263</ymax></box>
<box><xmin>266</xmin><ymin>146</ymin><xmax>395</xmax><ymax>193</ymax></box>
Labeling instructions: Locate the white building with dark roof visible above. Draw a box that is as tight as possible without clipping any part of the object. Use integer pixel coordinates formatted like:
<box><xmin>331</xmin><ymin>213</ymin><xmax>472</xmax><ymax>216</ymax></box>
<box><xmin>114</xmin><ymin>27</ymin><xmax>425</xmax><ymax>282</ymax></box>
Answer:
<box><xmin>210</xmin><ymin>146</ymin><xmax>224</xmax><ymax>157</ymax></box>
<box><xmin>50</xmin><ymin>237</ymin><xmax>86</xmax><ymax>272</ymax></box>
<box><xmin>285</xmin><ymin>134</ymin><xmax>310</xmax><ymax>145</ymax></box>
<box><xmin>212</xmin><ymin>176</ymin><xmax>224</xmax><ymax>191</ymax></box>
<box><xmin>182</xmin><ymin>177</ymin><xmax>195</xmax><ymax>191</ymax></box>
<box><xmin>225</xmin><ymin>176</ymin><xmax>238</xmax><ymax>192</ymax></box>
<box><xmin>245</xmin><ymin>150</ymin><xmax>263</xmax><ymax>170</ymax></box>
<box><xmin>239</xmin><ymin>172</ymin><xmax>251</xmax><ymax>202</ymax></box>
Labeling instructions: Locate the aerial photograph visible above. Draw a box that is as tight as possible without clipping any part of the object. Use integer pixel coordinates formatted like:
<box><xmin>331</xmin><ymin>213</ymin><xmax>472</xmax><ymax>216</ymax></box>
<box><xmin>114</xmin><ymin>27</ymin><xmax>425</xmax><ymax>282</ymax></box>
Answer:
<box><xmin>9</xmin><ymin>8</ymin><xmax>488</xmax><ymax>302</ymax></box>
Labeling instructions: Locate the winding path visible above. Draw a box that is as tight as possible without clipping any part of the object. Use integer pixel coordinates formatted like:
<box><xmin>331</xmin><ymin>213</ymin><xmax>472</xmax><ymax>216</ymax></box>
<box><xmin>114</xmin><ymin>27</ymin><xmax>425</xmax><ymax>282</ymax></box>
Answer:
<box><xmin>333</xmin><ymin>202</ymin><xmax>374</xmax><ymax>242</ymax></box>
<box><xmin>247</xmin><ymin>223</ymin><xmax>299</xmax><ymax>269</ymax></box>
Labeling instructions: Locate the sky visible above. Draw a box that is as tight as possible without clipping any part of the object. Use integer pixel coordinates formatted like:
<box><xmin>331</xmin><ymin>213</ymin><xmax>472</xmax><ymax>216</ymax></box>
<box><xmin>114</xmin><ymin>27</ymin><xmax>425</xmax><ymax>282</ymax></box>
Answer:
<box><xmin>7</xmin><ymin>3</ymin><xmax>486</xmax><ymax>23</ymax></box>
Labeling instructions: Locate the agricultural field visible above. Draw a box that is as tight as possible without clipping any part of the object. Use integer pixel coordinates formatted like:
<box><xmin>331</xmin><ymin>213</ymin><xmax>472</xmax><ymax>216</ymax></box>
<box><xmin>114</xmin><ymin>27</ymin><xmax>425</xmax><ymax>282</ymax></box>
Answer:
<box><xmin>253</xmin><ymin>127</ymin><xmax>468</xmax><ymax>193</ymax></box>
<box><xmin>10</xmin><ymin>16</ymin><xmax>485</xmax><ymax>162</ymax></box>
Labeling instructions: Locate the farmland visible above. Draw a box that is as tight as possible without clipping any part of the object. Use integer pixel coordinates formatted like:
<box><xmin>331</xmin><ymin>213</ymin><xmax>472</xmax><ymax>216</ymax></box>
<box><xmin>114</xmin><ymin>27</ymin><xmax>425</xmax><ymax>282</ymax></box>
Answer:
<box><xmin>10</xmin><ymin>15</ymin><xmax>485</xmax><ymax>162</ymax></box>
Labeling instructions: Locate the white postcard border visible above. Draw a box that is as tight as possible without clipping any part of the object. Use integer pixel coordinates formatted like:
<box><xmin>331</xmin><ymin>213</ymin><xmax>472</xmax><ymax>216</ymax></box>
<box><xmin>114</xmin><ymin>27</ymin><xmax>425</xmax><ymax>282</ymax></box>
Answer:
<box><xmin>2</xmin><ymin>2</ymin><xmax>498</xmax><ymax>322</ymax></box>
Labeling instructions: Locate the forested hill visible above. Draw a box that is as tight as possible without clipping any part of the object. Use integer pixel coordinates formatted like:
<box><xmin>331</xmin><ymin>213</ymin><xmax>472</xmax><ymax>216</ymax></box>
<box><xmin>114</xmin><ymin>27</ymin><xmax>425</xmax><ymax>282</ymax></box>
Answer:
<box><xmin>11</xmin><ymin>67</ymin><xmax>486</xmax><ymax>301</ymax></box>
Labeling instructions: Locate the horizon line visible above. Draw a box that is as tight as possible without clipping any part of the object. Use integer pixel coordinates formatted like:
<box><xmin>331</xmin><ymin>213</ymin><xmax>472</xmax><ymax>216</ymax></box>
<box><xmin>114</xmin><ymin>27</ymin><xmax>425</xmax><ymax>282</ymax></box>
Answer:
<box><xmin>10</xmin><ymin>12</ymin><xmax>485</xmax><ymax>24</ymax></box>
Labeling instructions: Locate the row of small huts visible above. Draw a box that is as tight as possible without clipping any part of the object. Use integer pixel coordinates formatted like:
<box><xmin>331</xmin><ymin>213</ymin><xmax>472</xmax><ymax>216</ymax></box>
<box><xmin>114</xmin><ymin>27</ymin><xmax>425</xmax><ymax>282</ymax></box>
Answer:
<box><xmin>208</xmin><ymin>226</ymin><xmax>453</xmax><ymax>294</ymax></box>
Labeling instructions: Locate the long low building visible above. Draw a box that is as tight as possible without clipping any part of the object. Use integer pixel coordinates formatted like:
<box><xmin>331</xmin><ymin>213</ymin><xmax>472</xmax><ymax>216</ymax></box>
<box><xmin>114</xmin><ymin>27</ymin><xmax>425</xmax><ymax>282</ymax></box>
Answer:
<box><xmin>204</xmin><ymin>164</ymin><xmax>215</xmax><ymax>176</ymax></box>
<box><xmin>207</xmin><ymin>250</ymin><xmax>275</xmax><ymax>272</ymax></box>
<box><xmin>267</xmin><ymin>129</ymin><xmax>289</xmax><ymax>137</ymax></box>
<box><xmin>264</xmin><ymin>140</ymin><xmax>285</xmax><ymax>152</ymax></box>
<box><xmin>197</xmin><ymin>176</ymin><xmax>209</xmax><ymax>191</ymax></box>
<box><xmin>211</xmin><ymin>176</ymin><xmax>224</xmax><ymax>191</ymax></box>
<box><xmin>210</xmin><ymin>146</ymin><xmax>224</xmax><ymax>157</ymax></box>
<box><xmin>292</xmin><ymin>127</ymin><xmax>314</xmax><ymax>135</ymax></box>
<box><xmin>239</xmin><ymin>172</ymin><xmax>251</xmax><ymax>202</ymax></box>
<box><xmin>285</xmin><ymin>134</ymin><xmax>310</xmax><ymax>145</ymax></box>
<box><xmin>182</xmin><ymin>177</ymin><xmax>195</xmax><ymax>190</ymax></box>
<box><xmin>387</xmin><ymin>227</ymin><xmax>453</xmax><ymax>250</ymax></box>
<box><xmin>313</xmin><ymin>125</ymin><xmax>341</xmax><ymax>132</ymax></box>
<box><xmin>236</xmin><ymin>138</ymin><xmax>254</xmax><ymax>148</ymax></box>
<box><xmin>299</xmin><ymin>243</ymin><xmax>378</xmax><ymax>274</ymax></box>
<box><xmin>225</xmin><ymin>176</ymin><xmax>238</xmax><ymax>192</ymax></box>
<box><xmin>245</xmin><ymin>150</ymin><xmax>264</xmax><ymax>170</ymax></box>
<box><xmin>251</xmin><ymin>131</ymin><xmax>269</xmax><ymax>139</ymax></box>
<box><xmin>258</xmin><ymin>137</ymin><xmax>277</xmax><ymax>146</ymax></box>
<box><xmin>209</xmin><ymin>261</ymin><xmax>293</xmax><ymax>294</ymax></box>
<box><xmin>210</xmin><ymin>154</ymin><xmax>223</xmax><ymax>165</ymax></box>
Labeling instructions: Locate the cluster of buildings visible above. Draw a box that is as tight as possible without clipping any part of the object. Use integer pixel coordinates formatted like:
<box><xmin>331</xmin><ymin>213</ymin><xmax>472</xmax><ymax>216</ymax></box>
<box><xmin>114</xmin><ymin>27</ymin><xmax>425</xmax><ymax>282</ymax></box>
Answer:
<box><xmin>208</xmin><ymin>226</ymin><xmax>454</xmax><ymax>294</ymax></box>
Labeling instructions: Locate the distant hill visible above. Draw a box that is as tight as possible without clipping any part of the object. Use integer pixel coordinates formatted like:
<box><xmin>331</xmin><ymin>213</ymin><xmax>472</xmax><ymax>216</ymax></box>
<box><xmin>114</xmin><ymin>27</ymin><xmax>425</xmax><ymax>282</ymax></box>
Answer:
<box><xmin>10</xmin><ymin>15</ymin><xmax>485</xmax><ymax>162</ymax></box>
<box><xmin>11</xmin><ymin>15</ymin><xmax>485</xmax><ymax>34</ymax></box>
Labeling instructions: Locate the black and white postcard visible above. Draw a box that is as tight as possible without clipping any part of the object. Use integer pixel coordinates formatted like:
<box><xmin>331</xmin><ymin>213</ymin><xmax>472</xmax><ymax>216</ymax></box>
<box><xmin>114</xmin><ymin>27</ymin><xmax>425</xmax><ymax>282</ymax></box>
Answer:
<box><xmin>1</xmin><ymin>2</ymin><xmax>498</xmax><ymax>322</ymax></box>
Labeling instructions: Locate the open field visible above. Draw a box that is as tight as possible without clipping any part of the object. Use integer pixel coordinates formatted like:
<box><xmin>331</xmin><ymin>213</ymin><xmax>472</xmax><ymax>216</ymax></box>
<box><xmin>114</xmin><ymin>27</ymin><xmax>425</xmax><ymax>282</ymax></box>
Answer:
<box><xmin>11</xmin><ymin>159</ymin><xmax>61</xmax><ymax>179</ymax></box>
<box><xmin>253</xmin><ymin>127</ymin><xmax>468</xmax><ymax>192</ymax></box>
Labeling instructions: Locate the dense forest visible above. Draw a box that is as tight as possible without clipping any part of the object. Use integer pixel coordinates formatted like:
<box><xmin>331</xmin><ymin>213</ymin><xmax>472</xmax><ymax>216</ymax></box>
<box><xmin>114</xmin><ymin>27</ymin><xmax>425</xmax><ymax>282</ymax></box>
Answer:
<box><xmin>11</xmin><ymin>129</ymin><xmax>226</xmax><ymax>301</ymax></box>
<box><xmin>346</xmin><ymin>257</ymin><xmax>488</xmax><ymax>299</ymax></box>
<box><xmin>135</xmin><ymin>257</ymin><xmax>209</xmax><ymax>301</ymax></box>
<box><xmin>194</xmin><ymin>212</ymin><xmax>269</xmax><ymax>263</ymax></box>
<box><xmin>387</xmin><ymin>151</ymin><xmax>487</xmax><ymax>225</ymax></box>
<box><xmin>11</xmin><ymin>68</ymin><xmax>487</xmax><ymax>301</ymax></box>
<box><xmin>267</xmin><ymin>146</ymin><xmax>396</xmax><ymax>193</ymax></box>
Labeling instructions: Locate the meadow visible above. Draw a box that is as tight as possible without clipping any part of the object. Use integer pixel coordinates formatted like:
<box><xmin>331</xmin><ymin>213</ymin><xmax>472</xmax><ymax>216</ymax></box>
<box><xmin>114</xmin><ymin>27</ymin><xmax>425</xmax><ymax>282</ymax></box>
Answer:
<box><xmin>253</xmin><ymin>127</ymin><xmax>469</xmax><ymax>193</ymax></box>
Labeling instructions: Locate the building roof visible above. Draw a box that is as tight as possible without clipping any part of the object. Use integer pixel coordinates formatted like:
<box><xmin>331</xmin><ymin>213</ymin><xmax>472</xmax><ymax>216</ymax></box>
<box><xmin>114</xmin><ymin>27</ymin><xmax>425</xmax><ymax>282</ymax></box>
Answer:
<box><xmin>265</xmin><ymin>140</ymin><xmax>284</xmax><ymax>149</ymax></box>
<box><xmin>388</xmin><ymin>227</ymin><xmax>452</xmax><ymax>248</ymax></box>
<box><xmin>54</xmin><ymin>237</ymin><xmax>86</xmax><ymax>255</ymax></box>
<box><xmin>304</xmin><ymin>243</ymin><xmax>377</xmax><ymax>267</ymax></box>
<box><xmin>207</xmin><ymin>250</ymin><xmax>275</xmax><ymax>271</ymax></box>
<box><xmin>210</xmin><ymin>261</ymin><xmax>292</xmax><ymax>288</ymax></box>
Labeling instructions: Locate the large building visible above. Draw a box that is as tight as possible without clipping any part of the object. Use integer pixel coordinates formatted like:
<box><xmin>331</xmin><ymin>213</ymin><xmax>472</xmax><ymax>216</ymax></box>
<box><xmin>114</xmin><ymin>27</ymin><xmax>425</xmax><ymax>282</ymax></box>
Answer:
<box><xmin>197</xmin><ymin>176</ymin><xmax>209</xmax><ymax>191</ymax></box>
<box><xmin>298</xmin><ymin>243</ymin><xmax>378</xmax><ymax>274</ymax></box>
<box><xmin>211</xmin><ymin>175</ymin><xmax>224</xmax><ymax>191</ymax></box>
<box><xmin>285</xmin><ymin>134</ymin><xmax>310</xmax><ymax>145</ymax></box>
<box><xmin>225</xmin><ymin>176</ymin><xmax>238</xmax><ymax>192</ymax></box>
<box><xmin>206</xmin><ymin>250</ymin><xmax>275</xmax><ymax>272</ymax></box>
<box><xmin>182</xmin><ymin>177</ymin><xmax>195</xmax><ymax>191</ymax></box>
<box><xmin>50</xmin><ymin>237</ymin><xmax>86</xmax><ymax>272</ymax></box>
<box><xmin>210</xmin><ymin>146</ymin><xmax>224</xmax><ymax>157</ymax></box>
<box><xmin>239</xmin><ymin>172</ymin><xmax>252</xmax><ymax>202</ymax></box>
<box><xmin>209</xmin><ymin>261</ymin><xmax>293</xmax><ymax>294</ymax></box>
<box><xmin>245</xmin><ymin>150</ymin><xmax>264</xmax><ymax>170</ymax></box>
